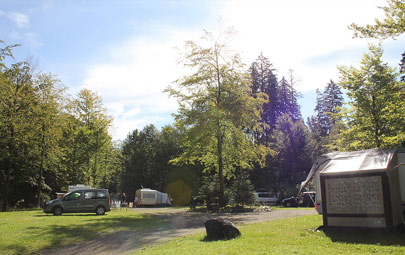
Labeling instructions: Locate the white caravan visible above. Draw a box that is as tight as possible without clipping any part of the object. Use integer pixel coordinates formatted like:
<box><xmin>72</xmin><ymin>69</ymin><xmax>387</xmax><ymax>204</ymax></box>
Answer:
<box><xmin>135</xmin><ymin>188</ymin><xmax>171</xmax><ymax>206</ymax></box>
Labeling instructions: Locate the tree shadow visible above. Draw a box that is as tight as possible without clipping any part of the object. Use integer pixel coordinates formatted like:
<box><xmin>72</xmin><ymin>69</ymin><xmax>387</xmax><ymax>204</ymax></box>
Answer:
<box><xmin>27</xmin><ymin>213</ymin><xmax>170</xmax><ymax>254</ymax></box>
<box><xmin>34</xmin><ymin>213</ymin><xmax>98</xmax><ymax>217</ymax></box>
<box><xmin>1</xmin><ymin>244</ymin><xmax>30</xmax><ymax>255</ymax></box>
<box><xmin>318</xmin><ymin>225</ymin><xmax>405</xmax><ymax>246</ymax></box>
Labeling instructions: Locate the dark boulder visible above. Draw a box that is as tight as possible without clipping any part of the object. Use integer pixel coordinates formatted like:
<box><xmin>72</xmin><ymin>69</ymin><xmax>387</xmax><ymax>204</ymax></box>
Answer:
<box><xmin>205</xmin><ymin>217</ymin><xmax>241</xmax><ymax>240</ymax></box>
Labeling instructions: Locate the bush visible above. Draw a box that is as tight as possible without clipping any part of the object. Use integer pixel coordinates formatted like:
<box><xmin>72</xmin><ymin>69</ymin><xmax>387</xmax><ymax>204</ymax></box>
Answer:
<box><xmin>230</xmin><ymin>170</ymin><xmax>255</xmax><ymax>206</ymax></box>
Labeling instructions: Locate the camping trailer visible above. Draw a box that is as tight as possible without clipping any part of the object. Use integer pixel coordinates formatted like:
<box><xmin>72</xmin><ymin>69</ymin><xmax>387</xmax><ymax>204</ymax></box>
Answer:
<box><xmin>300</xmin><ymin>148</ymin><xmax>405</xmax><ymax>229</ymax></box>
<box><xmin>135</xmin><ymin>188</ymin><xmax>171</xmax><ymax>206</ymax></box>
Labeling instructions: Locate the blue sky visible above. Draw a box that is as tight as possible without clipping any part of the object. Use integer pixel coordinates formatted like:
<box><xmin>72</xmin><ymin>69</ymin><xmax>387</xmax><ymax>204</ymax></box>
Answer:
<box><xmin>1</xmin><ymin>0</ymin><xmax>404</xmax><ymax>141</ymax></box>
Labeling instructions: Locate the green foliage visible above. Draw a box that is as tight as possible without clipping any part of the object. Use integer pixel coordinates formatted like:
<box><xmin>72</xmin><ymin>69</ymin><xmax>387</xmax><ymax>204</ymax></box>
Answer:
<box><xmin>196</xmin><ymin>174</ymin><xmax>220</xmax><ymax>212</ymax></box>
<box><xmin>230</xmin><ymin>170</ymin><xmax>256</xmax><ymax>206</ymax></box>
<box><xmin>349</xmin><ymin>0</ymin><xmax>405</xmax><ymax>39</ymax></box>
<box><xmin>0</xmin><ymin>43</ymin><xmax>120</xmax><ymax>210</ymax></box>
<box><xmin>308</xmin><ymin>80</ymin><xmax>344</xmax><ymax>158</ymax></box>
<box><xmin>0</xmin><ymin>60</ymin><xmax>38</xmax><ymax>211</ymax></box>
<box><xmin>61</xmin><ymin>89</ymin><xmax>114</xmax><ymax>188</ymax></box>
<box><xmin>249</xmin><ymin>54</ymin><xmax>308</xmax><ymax>195</ymax></box>
<box><xmin>274</xmin><ymin>114</ymin><xmax>312</xmax><ymax>196</ymax></box>
<box><xmin>334</xmin><ymin>44</ymin><xmax>405</xmax><ymax>150</ymax></box>
<box><xmin>400</xmin><ymin>52</ymin><xmax>405</xmax><ymax>82</ymax></box>
<box><xmin>121</xmin><ymin>125</ymin><xmax>185</xmax><ymax>202</ymax></box>
<box><xmin>166</xmin><ymin>29</ymin><xmax>269</xmax><ymax>206</ymax></box>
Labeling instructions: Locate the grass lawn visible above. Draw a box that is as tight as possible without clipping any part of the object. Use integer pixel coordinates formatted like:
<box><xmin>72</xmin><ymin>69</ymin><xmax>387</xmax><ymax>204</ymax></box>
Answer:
<box><xmin>134</xmin><ymin>215</ymin><xmax>405</xmax><ymax>255</ymax></box>
<box><xmin>0</xmin><ymin>208</ymin><xmax>169</xmax><ymax>255</ymax></box>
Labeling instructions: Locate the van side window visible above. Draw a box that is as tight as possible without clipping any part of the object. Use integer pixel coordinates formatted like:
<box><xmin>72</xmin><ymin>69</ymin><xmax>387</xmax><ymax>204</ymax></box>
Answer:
<box><xmin>96</xmin><ymin>191</ymin><xmax>107</xmax><ymax>199</ymax></box>
<box><xmin>84</xmin><ymin>191</ymin><xmax>96</xmax><ymax>199</ymax></box>
<box><xmin>67</xmin><ymin>192</ymin><xmax>82</xmax><ymax>200</ymax></box>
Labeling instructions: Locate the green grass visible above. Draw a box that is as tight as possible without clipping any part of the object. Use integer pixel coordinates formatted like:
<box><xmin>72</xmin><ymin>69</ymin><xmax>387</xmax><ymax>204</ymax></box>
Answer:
<box><xmin>0</xmin><ymin>209</ymin><xmax>168</xmax><ymax>255</ymax></box>
<box><xmin>134</xmin><ymin>215</ymin><xmax>405</xmax><ymax>255</ymax></box>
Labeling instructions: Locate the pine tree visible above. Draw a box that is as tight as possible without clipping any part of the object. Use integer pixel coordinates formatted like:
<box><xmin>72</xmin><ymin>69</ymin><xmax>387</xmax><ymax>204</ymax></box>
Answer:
<box><xmin>231</xmin><ymin>169</ymin><xmax>256</xmax><ymax>206</ymax></box>
<box><xmin>278</xmin><ymin>74</ymin><xmax>302</xmax><ymax>122</ymax></box>
<box><xmin>274</xmin><ymin>114</ymin><xmax>312</xmax><ymax>196</ymax></box>
<box><xmin>400</xmin><ymin>52</ymin><xmax>405</xmax><ymax>82</ymax></box>
<box><xmin>308</xmin><ymin>80</ymin><xmax>344</xmax><ymax>157</ymax></box>
<box><xmin>249</xmin><ymin>54</ymin><xmax>279</xmax><ymax>143</ymax></box>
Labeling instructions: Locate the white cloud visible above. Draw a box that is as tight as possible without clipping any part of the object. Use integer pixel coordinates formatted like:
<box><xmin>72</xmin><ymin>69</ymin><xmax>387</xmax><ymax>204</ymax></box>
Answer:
<box><xmin>218</xmin><ymin>0</ymin><xmax>389</xmax><ymax>91</ymax></box>
<box><xmin>7</xmin><ymin>12</ymin><xmax>30</xmax><ymax>28</ymax></box>
<box><xmin>81</xmin><ymin>0</ymin><xmax>405</xmax><ymax>140</ymax></box>
<box><xmin>82</xmin><ymin>30</ymin><xmax>199</xmax><ymax>140</ymax></box>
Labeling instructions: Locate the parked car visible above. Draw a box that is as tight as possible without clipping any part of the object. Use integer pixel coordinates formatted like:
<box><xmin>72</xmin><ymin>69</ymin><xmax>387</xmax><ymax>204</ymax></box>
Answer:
<box><xmin>282</xmin><ymin>192</ymin><xmax>316</xmax><ymax>207</ymax></box>
<box><xmin>255</xmin><ymin>190</ymin><xmax>279</xmax><ymax>205</ymax></box>
<box><xmin>43</xmin><ymin>189</ymin><xmax>111</xmax><ymax>216</ymax></box>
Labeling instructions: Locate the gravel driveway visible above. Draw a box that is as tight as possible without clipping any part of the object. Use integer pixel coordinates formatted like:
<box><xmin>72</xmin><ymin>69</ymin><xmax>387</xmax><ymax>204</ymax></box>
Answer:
<box><xmin>45</xmin><ymin>208</ymin><xmax>317</xmax><ymax>255</ymax></box>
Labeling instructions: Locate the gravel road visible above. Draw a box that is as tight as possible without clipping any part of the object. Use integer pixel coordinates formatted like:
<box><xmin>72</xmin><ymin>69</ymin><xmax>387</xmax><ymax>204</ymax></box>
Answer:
<box><xmin>45</xmin><ymin>208</ymin><xmax>317</xmax><ymax>255</ymax></box>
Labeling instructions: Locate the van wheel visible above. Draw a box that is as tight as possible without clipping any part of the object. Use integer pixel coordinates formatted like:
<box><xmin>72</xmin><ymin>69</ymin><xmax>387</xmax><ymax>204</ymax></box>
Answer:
<box><xmin>53</xmin><ymin>206</ymin><xmax>62</xmax><ymax>216</ymax></box>
<box><xmin>286</xmin><ymin>202</ymin><xmax>292</xmax><ymax>207</ymax></box>
<box><xmin>96</xmin><ymin>206</ymin><xmax>106</xmax><ymax>215</ymax></box>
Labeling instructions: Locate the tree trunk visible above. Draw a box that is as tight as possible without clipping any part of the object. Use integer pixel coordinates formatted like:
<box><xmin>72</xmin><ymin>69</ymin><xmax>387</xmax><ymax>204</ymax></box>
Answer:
<box><xmin>37</xmin><ymin>126</ymin><xmax>45</xmax><ymax>208</ymax></box>
<box><xmin>217</xmin><ymin>132</ymin><xmax>225</xmax><ymax>207</ymax></box>
<box><xmin>2</xmin><ymin>158</ymin><xmax>11</xmax><ymax>212</ymax></box>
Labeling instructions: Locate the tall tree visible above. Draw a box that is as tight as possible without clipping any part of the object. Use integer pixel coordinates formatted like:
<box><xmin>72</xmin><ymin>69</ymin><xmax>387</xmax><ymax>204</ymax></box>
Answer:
<box><xmin>349</xmin><ymin>0</ymin><xmax>405</xmax><ymax>39</ymax></box>
<box><xmin>0</xmin><ymin>60</ymin><xmax>37</xmax><ymax>211</ymax></box>
<box><xmin>166</xmin><ymin>29</ymin><xmax>268</xmax><ymax>206</ymax></box>
<box><xmin>335</xmin><ymin>44</ymin><xmax>405</xmax><ymax>150</ymax></box>
<box><xmin>278</xmin><ymin>72</ymin><xmax>302</xmax><ymax>122</ymax></box>
<box><xmin>33</xmin><ymin>73</ymin><xmax>66</xmax><ymax>207</ymax></box>
<box><xmin>62</xmin><ymin>89</ymin><xmax>113</xmax><ymax>187</ymax></box>
<box><xmin>308</xmin><ymin>80</ymin><xmax>344</xmax><ymax>157</ymax></box>
<box><xmin>400</xmin><ymin>52</ymin><xmax>405</xmax><ymax>82</ymax></box>
<box><xmin>274</xmin><ymin>114</ymin><xmax>312</xmax><ymax>196</ymax></box>
<box><xmin>249</xmin><ymin>54</ymin><xmax>278</xmax><ymax>144</ymax></box>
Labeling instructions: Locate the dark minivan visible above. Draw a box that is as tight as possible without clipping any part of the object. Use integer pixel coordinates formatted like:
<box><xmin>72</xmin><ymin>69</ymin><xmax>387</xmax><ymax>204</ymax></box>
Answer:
<box><xmin>282</xmin><ymin>191</ymin><xmax>316</xmax><ymax>208</ymax></box>
<box><xmin>43</xmin><ymin>189</ymin><xmax>111</xmax><ymax>216</ymax></box>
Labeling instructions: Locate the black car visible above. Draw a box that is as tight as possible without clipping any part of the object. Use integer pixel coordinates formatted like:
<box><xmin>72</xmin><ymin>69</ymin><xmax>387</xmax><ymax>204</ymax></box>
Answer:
<box><xmin>282</xmin><ymin>192</ymin><xmax>316</xmax><ymax>207</ymax></box>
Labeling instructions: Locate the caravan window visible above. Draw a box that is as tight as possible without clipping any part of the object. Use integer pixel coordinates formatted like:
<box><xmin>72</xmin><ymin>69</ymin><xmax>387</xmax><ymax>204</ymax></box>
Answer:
<box><xmin>143</xmin><ymin>193</ymin><xmax>156</xmax><ymax>199</ymax></box>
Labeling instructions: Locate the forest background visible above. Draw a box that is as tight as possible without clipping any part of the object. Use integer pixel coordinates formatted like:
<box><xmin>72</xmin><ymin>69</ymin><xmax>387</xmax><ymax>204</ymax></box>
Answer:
<box><xmin>0</xmin><ymin>0</ymin><xmax>404</xmax><ymax>211</ymax></box>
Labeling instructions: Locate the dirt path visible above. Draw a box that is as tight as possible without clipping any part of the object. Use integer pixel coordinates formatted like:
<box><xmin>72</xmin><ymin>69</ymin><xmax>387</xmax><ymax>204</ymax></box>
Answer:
<box><xmin>45</xmin><ymin>208</ymin><xmax>317</xmax><ymax>255</ymax></box>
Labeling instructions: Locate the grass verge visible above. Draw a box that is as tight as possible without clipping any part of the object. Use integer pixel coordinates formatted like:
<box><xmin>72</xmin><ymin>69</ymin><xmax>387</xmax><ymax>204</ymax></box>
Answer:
<box><xmin>0</xmin><ymin>209</ymin><xmax>168</xmax><ymax>255</ymax></box>
<box><xmin>134</xmin><ymin>215</ymin><xmax>405</xmax><ymax>255</ymax></box>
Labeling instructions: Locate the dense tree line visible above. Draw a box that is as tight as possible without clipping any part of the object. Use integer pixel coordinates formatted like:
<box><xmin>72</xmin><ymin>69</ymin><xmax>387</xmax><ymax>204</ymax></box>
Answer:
<box><xmin>1</xmin><ymin>0</ymin><xmax>403</xmax><ymax>210</ymax></box>
<box><xmin>121</xmin><ymin>0</ymin><xmax>404</xmax><ymax>206</ymax></box>
<box><xmin>0</xmin><ymin>42</ymin><xmax>121</xmax><ymax>211</ymax></box>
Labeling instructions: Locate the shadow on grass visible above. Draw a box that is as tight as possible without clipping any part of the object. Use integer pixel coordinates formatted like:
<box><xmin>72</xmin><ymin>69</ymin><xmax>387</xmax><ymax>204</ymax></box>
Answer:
<box><xmin>319</xmin><ymin>225</ymin><xmax>405</xmax><ymax>246</ymax></box>
<box><xmin>34</xmin><ymin>213</ymin><xmax>100</xmax><ymax>217</ymax></box>
<box><xmin>27</xmin><ymin>213</ymin><xmax>170</xmax><ymax>253</ymax></box>
<box><xmin>1</xmin><ymin>244</ymin><xmax>30</xmax><ymax>255</ymax></box>
<box><xmin>200</xmin><ymin>235</ymin><xmax>241</xmax><ymax>242</ymax></box>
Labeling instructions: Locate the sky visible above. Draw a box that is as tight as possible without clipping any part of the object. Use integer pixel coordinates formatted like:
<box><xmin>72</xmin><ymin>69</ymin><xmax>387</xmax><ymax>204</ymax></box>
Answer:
<box><xmin>1</xmin><ymin>0</ymin><xmax>404</xmax><ymax>141</ymax></box>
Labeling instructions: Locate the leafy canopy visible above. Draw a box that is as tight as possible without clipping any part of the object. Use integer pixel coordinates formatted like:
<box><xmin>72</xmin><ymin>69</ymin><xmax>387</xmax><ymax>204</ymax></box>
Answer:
<box><xmin>166</xmin><ymin>28</ymin><xmax>269</xmax><ymax>207</ymax></box>
<box><xmin>334</xmin><ymin>44</ymin><xmax>404</xmax><ymax>150</ymax></box>
<box><xmin>349</xmin><ymin>0</ymin><xmax>405</xmax><ymax>39</ymax></box>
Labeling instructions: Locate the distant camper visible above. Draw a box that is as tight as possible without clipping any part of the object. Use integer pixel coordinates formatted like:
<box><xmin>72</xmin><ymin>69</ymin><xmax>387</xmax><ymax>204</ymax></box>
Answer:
<box><xmin>135</xmin><ymin>188</ymin><xmax>171</xmax><ymax>206</ymax></box>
